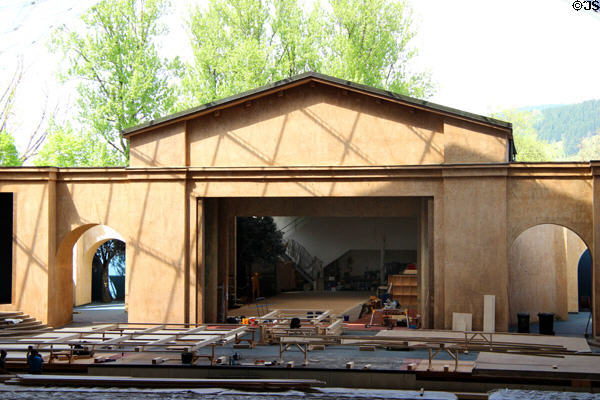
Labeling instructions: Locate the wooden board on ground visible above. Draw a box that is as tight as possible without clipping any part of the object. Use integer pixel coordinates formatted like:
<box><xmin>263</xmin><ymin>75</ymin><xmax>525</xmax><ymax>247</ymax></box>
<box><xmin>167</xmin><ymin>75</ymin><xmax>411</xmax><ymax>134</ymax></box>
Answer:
<box><xmin>375</xmin><ymin>329</ymin><xmax>591</xmax><ymax>352</ymax></box>
<box><xmin>475</xmin><ymin>351</ymin><xmax>600</xmax><ymax>379</ymax></box>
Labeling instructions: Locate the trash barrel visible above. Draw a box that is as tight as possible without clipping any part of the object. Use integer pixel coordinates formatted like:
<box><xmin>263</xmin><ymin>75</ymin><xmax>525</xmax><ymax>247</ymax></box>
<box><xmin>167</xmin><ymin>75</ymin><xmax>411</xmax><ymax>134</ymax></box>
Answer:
<box><xmin>517</xmin><ymin>312</ymin><xmax>530</xmax><ymax>333</ymax></box>
<box><xmin>538</xmin><ymin>312</ymin><xmax>555</xmax><ymax>335</ymax></box>
<box><xmin>181</xmin><ymin>351</ymin><xmax>194</xmax><ymax>364</ymax></box>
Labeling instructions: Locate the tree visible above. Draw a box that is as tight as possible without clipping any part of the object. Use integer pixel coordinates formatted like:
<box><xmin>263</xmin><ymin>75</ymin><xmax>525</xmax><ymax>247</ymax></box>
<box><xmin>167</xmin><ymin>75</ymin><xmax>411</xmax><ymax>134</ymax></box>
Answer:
<box><xmin>33</xmin><ymin>120</ymin><xmax>121</xmax><ymax>167</ymax></box>
<box><xmin>51</xmin><ymin>0</ymin><xmax>181</xmax><ymax>164</ymax></box>
<box><xmin>1</xmin><ymin>58</ymin><xmax>50</xmax><ymax>165</ymax></box>
<box><xmin>493</xmin><ymin>109</ymin><xmax>564</xmax><ymax>162</ymax></box>
<box><xmin>0</xmin><ymin>132</ymin><xmax>21</xmax><ymax>166</ymax></box>
<box><xmin>182</xmin><ymin>0</ymin><xmax>433</xmax><ymax>107</ymax></box>
<box><xmin>573</xmin><ymin>134</ymin><xmax>600</xmax><ymax>161</ymax></box>
<box><xmin>534</xmin><ymin>100</ymin><xmax>600</xmax><ymax>155</ymax></box>
<box><xmin>236</xmin><ymin>217</ymin><xmax>286</xmax><ymax>299</ymax></box>
<box><xmin>92</xmin><ymin>239</ymin><xmax>125</xmax><ymax>303</ymax></box>
<box><xmin>325</xmin><ymin>0</ymin><xmax>433</xmax><ymax>98</ymax></box>
<box><xmin>0</xmin><ymin>63</ymin><xmax>22</xmax><ymax>166</ymax></box>
<box><xmin>0</xmin><ymin>60</ymin><xmax>21</xmax><ymax>136</ymax></box>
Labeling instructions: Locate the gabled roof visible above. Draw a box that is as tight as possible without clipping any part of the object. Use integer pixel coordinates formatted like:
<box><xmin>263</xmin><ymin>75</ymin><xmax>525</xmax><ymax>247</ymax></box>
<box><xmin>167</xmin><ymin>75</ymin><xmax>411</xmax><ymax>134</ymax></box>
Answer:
<box><xmin>123</xmin><ymin>71</ymin><xmax>512</xmax><ymax>138</ymax></box>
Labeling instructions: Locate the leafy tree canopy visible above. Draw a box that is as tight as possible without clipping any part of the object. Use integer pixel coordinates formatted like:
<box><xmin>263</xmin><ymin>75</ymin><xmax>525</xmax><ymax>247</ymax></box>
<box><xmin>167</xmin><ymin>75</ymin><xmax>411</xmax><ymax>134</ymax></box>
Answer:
<box><xmin>182</xmin><ymin>0</ymin><xmax>433</xmax><ymax>107</ymax></box>
<box><xmin>237</xmin><ymin>216</ymin><xmax>286</xmax><ymax>271</ymax></box>
<box><xmin>50</xmin><ymin>0</ymin><xmax>181</xmax><ymax>164</ymax></box>
<box><xmin>0</xmin><ymin>131</ymin><xmax>21</xmax><ymax>166</ymax></box>
<box><xmin>572</xmin><ymin>134</ymin><xmax>600</xmax><ymax>161</ymax></box>
<box><xmin>93</xmin><ymin>239</ymin><xmax>126</xmax><ymax>303</ymax></box>
<box><xmin>533</xmin><ymin>100</ymin><xmax>600</xmax><ymax>155</ymax></box>
<box><xmin>34</xmin><ymin>120</ymin><xmax>122</xmax><ymax>167</ymax></box>
<box><xmin>493</xmin><ymin>109</ymin><xmax>564</xmax><ymax>162</ymax></box>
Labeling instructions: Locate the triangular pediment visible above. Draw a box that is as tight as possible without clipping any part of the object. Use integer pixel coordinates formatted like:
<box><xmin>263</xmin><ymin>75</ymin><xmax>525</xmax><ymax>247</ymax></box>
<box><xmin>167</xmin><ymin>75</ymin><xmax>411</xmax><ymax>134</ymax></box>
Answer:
<box><xmin>127</xmin><ymin>73</ymin><xmax>512</xmax><ymax>168</ymax></box>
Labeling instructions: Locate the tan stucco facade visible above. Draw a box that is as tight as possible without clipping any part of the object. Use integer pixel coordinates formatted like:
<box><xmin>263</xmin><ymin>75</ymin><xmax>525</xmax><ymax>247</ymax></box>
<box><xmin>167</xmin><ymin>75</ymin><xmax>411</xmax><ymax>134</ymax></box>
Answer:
<box><xmin>0</xmin><ymin>74</ymin><xmax>598</xmax><ymax>334</ymax></box>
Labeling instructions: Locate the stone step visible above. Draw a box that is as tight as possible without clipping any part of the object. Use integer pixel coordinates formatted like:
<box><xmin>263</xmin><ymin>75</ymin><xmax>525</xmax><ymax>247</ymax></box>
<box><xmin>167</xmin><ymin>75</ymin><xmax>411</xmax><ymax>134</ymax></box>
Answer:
<box><xmin>4</xmin><ymin>320</ymin><xmax>43</xmax><ymax>329</ymax></box>
<box><xmin>0</xmin><ymin>326</ymin><xmax>52</xmax><ymax>337</ymax></box>
<box><xmin>0</xmin><ymin>316</ymin><xmax>35</xmax><ymax>325</ymax></box>
<box><xmin>0</xmin><ymin>311</ymin><xmax>24</xmax><ymax>319</ymax></box>
<box><xmin>0</xmin><ymin>311</ymin><xmax>48</xmax><ymax>336</ymax></box>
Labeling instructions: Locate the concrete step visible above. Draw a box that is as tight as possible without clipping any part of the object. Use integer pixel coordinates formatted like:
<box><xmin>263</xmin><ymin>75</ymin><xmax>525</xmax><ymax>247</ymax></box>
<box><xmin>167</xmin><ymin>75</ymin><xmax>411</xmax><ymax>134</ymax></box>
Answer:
<box><xmin>0</xmin><ymin>311</ymin><xmax>24</xmax><ymax>319</ymax></box>
<box><xmin>0</xmin><ymin>326</ymin><xmax>52</xmax><ymax>336</ymax></box>
<box><xmin>0</xmin><ymin>311</ymin><xmax>47</xmax><ymax>335</ymax></box>
<box><xmin>1</xmin><ymin>316</ymin><xmax>35</xmax><ymax>324</ymax></box>
<box><xmin>4</xmin><ymin>321</ymin><xmax>43</xmax><ymax>329</ymax></box>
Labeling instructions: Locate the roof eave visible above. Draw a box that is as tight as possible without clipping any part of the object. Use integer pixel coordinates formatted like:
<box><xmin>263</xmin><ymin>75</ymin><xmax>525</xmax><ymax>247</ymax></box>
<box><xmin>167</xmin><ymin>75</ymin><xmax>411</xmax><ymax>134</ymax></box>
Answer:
<box><xmin>123</xmin><ymin>72</ymin><xmax>512</xmax><ymax>138</ymax></box>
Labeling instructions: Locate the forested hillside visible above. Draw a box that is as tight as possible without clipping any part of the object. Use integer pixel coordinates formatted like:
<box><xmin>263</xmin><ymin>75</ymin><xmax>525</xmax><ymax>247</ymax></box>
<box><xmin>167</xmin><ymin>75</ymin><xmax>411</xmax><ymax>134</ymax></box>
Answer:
<box><xmin>532</xmin><ymin>99</ymin><xmax>600</xmax><ymax>155</ymax></box>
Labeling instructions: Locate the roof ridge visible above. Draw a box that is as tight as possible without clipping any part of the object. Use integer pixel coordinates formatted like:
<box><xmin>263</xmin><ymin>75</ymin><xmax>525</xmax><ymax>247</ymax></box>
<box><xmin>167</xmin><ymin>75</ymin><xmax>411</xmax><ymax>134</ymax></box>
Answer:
<box><xmin>123</xmin><ymin>71</ymin><xmax>511</xmax><ymax>138</ymax></box>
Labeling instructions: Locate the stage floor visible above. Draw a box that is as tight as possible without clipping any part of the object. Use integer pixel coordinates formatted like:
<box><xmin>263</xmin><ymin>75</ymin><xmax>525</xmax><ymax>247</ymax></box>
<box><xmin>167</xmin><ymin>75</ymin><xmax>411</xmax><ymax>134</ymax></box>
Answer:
<box><xmin>226</xmin><ymin>290</ymin><xmax>371</xmax><ymax>318</ymax></box>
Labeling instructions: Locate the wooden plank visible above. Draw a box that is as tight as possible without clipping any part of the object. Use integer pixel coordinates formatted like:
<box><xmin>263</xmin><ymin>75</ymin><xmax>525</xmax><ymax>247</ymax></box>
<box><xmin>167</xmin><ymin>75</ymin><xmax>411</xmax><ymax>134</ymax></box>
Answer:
<box><xmin>97</xmin><ymin>325</ymin><xmax>165</xmax><ymax>346</ymax></box>
<box><xmin>475</xmin><ymin>352</ymin><xmax>600</xmax><ymax>379</ymax></box>
<box><xmin>10</xmin><ymin>374</ymin><xmax>325</xmax><ymax>389</ymax></box>
<box><xmin>376</xmin><ymin>329</ymin><xmax>590</xmax><ymax>352</ymax></box>
<box><xmin>257</xmin><ymin>310</ymin><xmax>280</xmax><ymax>320</ymax></box>
<box><xmin>186</xmin><ymin>326</ymin><xmax>248</xmax><ymax>352</ymax></box>
<box><xmin>220</xmin><ymin>325</ymin><xmax>248</xmax><ymax>341</ymax></box>
<box><xmin>327</xmin><ymin>319</ymin><xmax>343</xmax><ymax>329</ymax></box>
<box><xmin>37</xmin><ymin>324</ymin><xmax>119</xmax><ymax>347</ymax></box>
<box><xmin>136</xmin><ymin>326</ymin><xmax>207</xmax><ymax>351</ymax></box>
<box><xmin>314</xmin><ymin>310</ymin><xmax>331</xmax><ymax>323</ymax></box>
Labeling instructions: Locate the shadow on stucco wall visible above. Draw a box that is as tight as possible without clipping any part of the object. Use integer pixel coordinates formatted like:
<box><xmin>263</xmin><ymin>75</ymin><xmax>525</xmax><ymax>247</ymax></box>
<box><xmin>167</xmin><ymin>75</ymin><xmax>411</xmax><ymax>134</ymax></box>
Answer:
<box><xmin>509</xmin><ymin>224</ymin><xmax>589</xmax><ymax>325</ymax></box>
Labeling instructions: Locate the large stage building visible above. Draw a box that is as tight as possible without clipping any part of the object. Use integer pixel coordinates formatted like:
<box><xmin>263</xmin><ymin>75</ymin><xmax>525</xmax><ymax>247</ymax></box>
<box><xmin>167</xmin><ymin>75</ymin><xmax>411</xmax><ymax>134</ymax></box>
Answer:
<box><xmin>0</xmin><ymin>72</ymin><xmax>596</xmax><ymax>334</ymax></box>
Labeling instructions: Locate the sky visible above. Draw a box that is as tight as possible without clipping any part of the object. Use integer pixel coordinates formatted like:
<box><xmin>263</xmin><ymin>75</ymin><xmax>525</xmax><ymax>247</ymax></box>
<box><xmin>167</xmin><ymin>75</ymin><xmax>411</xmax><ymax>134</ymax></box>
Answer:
<box><xmin>1</xmin><ymin>0</ymin><xmax>600</xmax><ymax>153</ymax></box>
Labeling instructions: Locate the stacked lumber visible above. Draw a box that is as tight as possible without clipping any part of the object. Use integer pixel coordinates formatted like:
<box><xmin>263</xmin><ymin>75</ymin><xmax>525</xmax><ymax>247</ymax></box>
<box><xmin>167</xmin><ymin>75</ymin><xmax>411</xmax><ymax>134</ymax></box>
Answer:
<box><xmin>0</xmin><ymin>311</ymin><xmax>50</xmax><ymax>335</ymax></box>
<box><xmin>6</xmin><ymin>374</ymin><xmax>325</xmax><ymax>389</ymax></box>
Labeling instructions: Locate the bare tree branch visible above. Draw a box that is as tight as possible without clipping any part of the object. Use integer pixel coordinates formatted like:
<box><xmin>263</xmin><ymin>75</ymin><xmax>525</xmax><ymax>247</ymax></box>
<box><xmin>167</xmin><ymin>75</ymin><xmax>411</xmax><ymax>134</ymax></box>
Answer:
<box><xmin>0</xmin><ymin>58</ymin><xmax>24</xmax><ymax>133</ymax></box>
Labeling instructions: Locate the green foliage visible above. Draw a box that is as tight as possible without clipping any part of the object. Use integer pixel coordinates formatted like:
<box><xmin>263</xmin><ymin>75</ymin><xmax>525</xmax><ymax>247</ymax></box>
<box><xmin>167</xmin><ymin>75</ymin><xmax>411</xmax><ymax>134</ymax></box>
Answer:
<box><xmin>572</xmin><ymin>134</ymin><xmax>600</xmax><ymax>161</ymax></box>
<box><xmin>51</xmin><ymin>0</ymin><xmax>181</xmax><ymax>163</ymax></box>
<box><xmin>326</xmin><ymin>0</ymin><xmax>432</xmax><ymax>98</ymax></box>
<box><xmin>33</xmin><ymin>121</ymin><xmax>121</xmax><ymax>167</ymax></box>
<box><xmin>237</xmin><ymin>216</ymin><xmax>286</xmax><ymax>268</ymax></box>
<box><xmin>236</xmin><ymin>216</ymin><xmax>286</xmax><ymax>296</ymax></box>
<box><xmin>182</xmin><ymin>0</ymin><xmax>433</xmax><ymax>107</ymax></box>
<box><xmin>0</xmin><ymin>131</ymin><xmax>21</xmax><ymax>166</ymax></box>
<box><xmin>93</xmin><ymin>239</ymin><xmax>126</xmax><ymax>303</ymax></box>
<box><xmin>532</xmin><ymin>100</ymin><xmax>600</xmax><ymax>155</ymax></box>
<box><xmin>514</xmin><ymin>131</ymin><xmax>565</xmax><ymax>162</ymax></box>
<box><xmin>493</xmin><ymin>109</ymin><xmax>564</xmax><ymax>162</ymax></box>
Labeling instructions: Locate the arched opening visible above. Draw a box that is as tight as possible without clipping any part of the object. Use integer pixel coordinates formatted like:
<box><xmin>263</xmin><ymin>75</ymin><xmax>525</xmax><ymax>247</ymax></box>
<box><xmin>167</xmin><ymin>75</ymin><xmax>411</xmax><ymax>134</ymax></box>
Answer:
<box><xmin>56</xmin><ymin>224</ymin><xmax>127</xmax><ymax>325</ymax></box>
<box><xmin>91</xmin><ymin>239</ymin><xmax>126</xmax><ymax>303</ymax></box>
<box><xmin>578</xmin><ymin>249</ymin><xmax>592</xmax><ymax>311</ymax></box>
<box><xmin>509</xmin><ymin>224</ymin><xmax>591</xmax><ymax>336</ymax></box>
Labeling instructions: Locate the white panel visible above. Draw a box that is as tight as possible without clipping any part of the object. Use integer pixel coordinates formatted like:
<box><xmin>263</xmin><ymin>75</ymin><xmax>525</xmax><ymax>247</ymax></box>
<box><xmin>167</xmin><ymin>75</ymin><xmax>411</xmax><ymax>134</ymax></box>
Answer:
<box><xmin>484</xmin><ymin>295</ymin><xmax>496</xmax><ymax>333</ymax></box>
<box><xmin>452</xmin><ymin>312</ymin><xmax>472</xmax><ymax>332</ymax></box>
